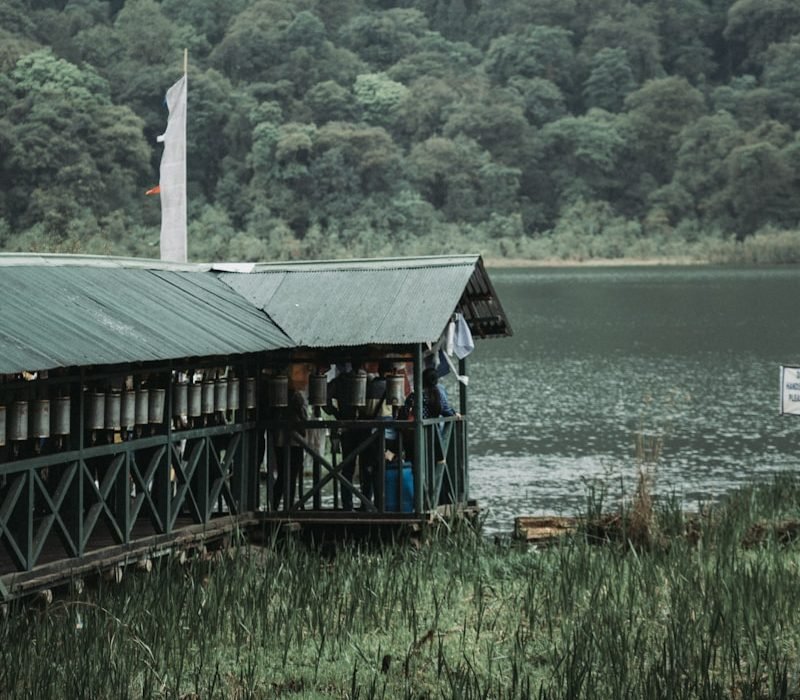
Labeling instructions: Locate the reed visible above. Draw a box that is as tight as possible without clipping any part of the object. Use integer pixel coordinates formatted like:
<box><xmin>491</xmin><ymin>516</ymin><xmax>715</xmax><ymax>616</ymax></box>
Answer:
<box><xmin>2</xmin><ymin>477</ymin><xmax>800</xmax><ymax>698</ymax></box>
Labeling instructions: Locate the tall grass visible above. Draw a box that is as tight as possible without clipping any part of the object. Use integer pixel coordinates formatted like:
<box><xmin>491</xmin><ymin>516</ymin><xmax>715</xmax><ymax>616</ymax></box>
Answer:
<box><xmin>3</xmin><ymin>476</ymin><xmax>800</xmax><ymax>698</ymax></box>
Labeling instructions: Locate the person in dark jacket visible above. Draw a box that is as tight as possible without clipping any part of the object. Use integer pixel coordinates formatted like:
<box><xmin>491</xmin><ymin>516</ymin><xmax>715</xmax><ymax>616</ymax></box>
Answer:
<box><xmin>272</xmin><ymin>387</ymin><xmax>307</xmax><ymax>510</ymax></box>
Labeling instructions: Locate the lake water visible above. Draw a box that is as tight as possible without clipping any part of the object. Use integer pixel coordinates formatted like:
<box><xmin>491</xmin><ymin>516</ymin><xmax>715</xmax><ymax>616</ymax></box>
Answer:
<box><xmin>465</xmin><ymin>266</ymin><xmax>800</xmax><ymax>535</ymax></box>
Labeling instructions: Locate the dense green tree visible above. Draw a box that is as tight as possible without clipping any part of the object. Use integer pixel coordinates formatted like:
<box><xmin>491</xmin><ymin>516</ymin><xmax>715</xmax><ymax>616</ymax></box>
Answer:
<box><xmin>385</xmin><ymin>38</ymin><xmax>481</xmax><ymax>83</ymax></box>
<box><xmin>114</xmin><ymin>0</ymin><xmax>178</xmax><ymax>67</ymax></box>
<box><xmin>2</xmin><ymin>50</ymin><xmax>150</xmax><ymax>241</ymax></box>
<box><xmin>537</xmin><ymin>109</ymin><xmax>628</xmax><ymax>209</ymax></box>
<box><xmin>671</xmin><ymin>111</ymin><xmax>746</xmax><ymax>224</ymax></box>
<box><xmin>507</xmin><ymin>76</ymin><xmax>566</xmax><ymax>127</ymax></box>
<box><xmin>582</xmin><ymin>47</ymin><xmax>636</xmax><ymax>112</ymax></box>
<box><xmin>394</xmin><ymin>75</ymin><xmax>459</xmax><ymax>142</ymax></box>
<box><xmin>723</xmin><ymin>0</ymin><xmax>800</xmax><ymax>71</ymax></box>
<box><xmin>406</xmin><ymin>135</ymin><xmax>520</xmax><ymax>223</ymax></box>
<box><xmin>762</xmin><ymin>37</ymin><xmax>800</xmax><ymax>129</ymax></box>
<box><xmin>0</xmin><ymin>0</ymin><xmax>798</xmax><ymax>259</ymax></box>
<box><xmin>625</xmin><ymin>76</ymin><xmax>707</xmax><ymax>183</ymax></box>
<box><xmin>724</xmin><ymin>139</ymin><xmax>795</xmax><ymax>235</ymax></box>
<box><xmin>353</xmin><ymin>72</ymin><xmax>409</xmax><ymax>128</ymax></box>
<box><xmin>466</xmin><ymin>0</ymin><xmax>578</xmax><ymax>49</ymax></box>
<box><xmin>337</xmin><ymin>8</ymin><xmax>431</xmax><ymax>69</ymax></box>
<box><xmin>442</xmin><ymin>93</ymin><xmax>529</xmax><ymax>164</ymax></box>
<box><xmin>306</xmin><ymin>80</ymin><xmax>357</xmax><ymax>124</ymax></box>
<box><xmin>711</xmin><ymin>75</ymin><xmax>772</xmax><ymax>129</ymax></box>
<box><xmin>209</xmin><ymin>1</ymin><xmax>300</xmax><ymax>83</ymax></box>
<box><xmin>409</xmin><ymin>0</ymin><xmax>471</xmax><ymax>41</ymax></box>
<box><xmin>161</xmin><ymin>0</ymin><xmax>249</xmax><ymax>47</ymax></box>
<box><xmin>579</xmin><ymin>4</ymin><xmax>662</xmax><ymax>84</ymax></box>
<box><xmin>183</xmin><ymin>69</ymin><xmax>241</xmax><ymax>199</ymax></box>
<box><xmin>483</xmin><ymin>25</ymin><xmax>576</xmax><ymax>93</ymax></box>
<box><xmin>652</xmin><ymin>0</ymin><xmax>716</xmax><ymax>81</ymax></box>
<box><xmin>311</xmin><ymin>121</ymin><xmax>404</xmax><ymax>200</ymax></box>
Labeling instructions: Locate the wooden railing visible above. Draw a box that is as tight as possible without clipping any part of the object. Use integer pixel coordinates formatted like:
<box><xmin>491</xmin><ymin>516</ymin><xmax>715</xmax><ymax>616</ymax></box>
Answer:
<box><xmin>0</xmin><ymin>411</ymin><xmax>469</xmax><ymax>583</ymax></box>
<box><xmin>263</xmin><ymin>416</ymin><xmax>469</xmax><ymax>515</ymax></box>
<box><xmin>0</xmin><ymin>422</ymin><xmax>258</xmax><ymax>578</ymax></box>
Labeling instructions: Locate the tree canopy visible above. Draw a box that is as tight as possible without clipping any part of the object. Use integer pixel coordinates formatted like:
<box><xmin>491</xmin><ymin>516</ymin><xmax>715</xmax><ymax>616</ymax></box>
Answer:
<box><xmin>0</xmin><ymin>0</ymin><xmax>798</xmax><ymax>260</ymax></box>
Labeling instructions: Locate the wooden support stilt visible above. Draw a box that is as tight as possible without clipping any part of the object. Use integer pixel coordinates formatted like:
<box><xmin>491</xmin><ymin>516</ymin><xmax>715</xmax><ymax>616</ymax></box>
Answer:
<box><xmin>135</xmin><ymin>557</ymin><xmax>153</xmax><ymax>573</ymax></box>
<box><xmin>35</xmin><ymin>588</ymin><xmax>53</xmax><ymax>606</ymax></box>
<box><xmin>103</xmin><ymin>565</ymin><xmax>123</xmax><ymax>584</ymax></box>
<box><xmin>173</xmin><ymin>548</ymin><xmax>188</xmax><ymax>565</ymax></box>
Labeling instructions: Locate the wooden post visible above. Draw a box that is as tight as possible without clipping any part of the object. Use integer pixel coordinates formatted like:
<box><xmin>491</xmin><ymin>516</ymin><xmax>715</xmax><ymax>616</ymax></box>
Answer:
<box><xmin>413</xmin><ymin>345</ymin><xmax>424</xmax><ymax>514</ymax></box>
<box><xmin>459</xmin><ymin>357</ymin><xmax>468</xmax><ymax>502</ymax></box>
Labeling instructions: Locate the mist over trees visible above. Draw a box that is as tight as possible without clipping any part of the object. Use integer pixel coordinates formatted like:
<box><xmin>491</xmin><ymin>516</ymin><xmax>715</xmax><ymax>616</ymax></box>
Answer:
<box><xmin>0</xmin><ymin>0</ymin><xmax>798</xmax><ymax>261</ymax></box>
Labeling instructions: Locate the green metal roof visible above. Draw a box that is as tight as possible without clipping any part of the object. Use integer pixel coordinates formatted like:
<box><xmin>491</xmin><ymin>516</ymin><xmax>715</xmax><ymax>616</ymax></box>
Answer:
<box><xmin>0</xmin><ymin>259</ymin><xmax>292</xmax><ymax>374</ymax></box>
<box><xmin>0</xmin><ymin>253</ymin><xmax>510</xmax><ymax>374</ymax></box>
<box><xmin>218</xmin><ymin>255</ymin><xmax>511</xmax><ymax>348</ymax></box>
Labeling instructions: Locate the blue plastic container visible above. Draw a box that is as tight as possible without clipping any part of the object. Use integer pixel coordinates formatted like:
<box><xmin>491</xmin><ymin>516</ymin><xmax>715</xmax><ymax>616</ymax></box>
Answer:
<box><xmin>384</xmin><ymin>461</ymin><xmax>414</xmax><ymax>512</ymax></box>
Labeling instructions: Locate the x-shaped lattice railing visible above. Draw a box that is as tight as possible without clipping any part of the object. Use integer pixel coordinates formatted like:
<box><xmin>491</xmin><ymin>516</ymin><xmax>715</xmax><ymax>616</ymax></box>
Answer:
<box><xmin>130</xmin><ymin>446</ymin><xmax>167</xmax><ymax>533</ymax></box>
<box><xmin>207</xmin><ymin>433</ymin><xmax>239</xmax><ymax>519</ymax></box>
<box><xmin>82</xmin><ymin>455</ymin><xmax>126</xmax><ymax>548</ymax></box>
<box><xmin>32</xmin><ymin>462</ymin><xmax>80</xmax><ymax>562</ymax></box>
<box><xmin>0</xmin><ymin>473</ymin><xmax>28</xmax><ymax>570</ymax></box>
<box><xmin>290</xmin><ymin>430</ymin><xmax>378</xmax><ymax>512</ymax></box>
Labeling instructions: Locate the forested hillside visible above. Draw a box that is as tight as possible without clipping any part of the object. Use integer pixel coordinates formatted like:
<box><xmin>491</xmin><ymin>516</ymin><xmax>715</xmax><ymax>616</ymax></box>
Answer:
<box><xmin>1</xmin><ymin>0</ymin><xmax>799</xmax><ymax>261</ymax></box>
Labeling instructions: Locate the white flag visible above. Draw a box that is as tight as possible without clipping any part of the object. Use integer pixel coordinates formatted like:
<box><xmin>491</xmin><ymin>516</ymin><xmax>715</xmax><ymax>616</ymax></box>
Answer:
<box><xmin>157</xmin><ymin>75</ymin><xmax>187</xmax><ymax>263</ymax></box>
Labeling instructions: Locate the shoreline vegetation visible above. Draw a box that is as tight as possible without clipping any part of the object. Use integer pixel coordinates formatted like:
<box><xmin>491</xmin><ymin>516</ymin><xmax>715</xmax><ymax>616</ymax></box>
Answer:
<box><xmin>3</xmin><ymin>3</ymin><xmax>800</xmax><ymax>265</ymax></box>
<box><xmin>482</xmin><ymin>227</ymin><xmax>800</xmax><ymax>268</ymax></box>
<box><xmin>3</xmin><ymin>476</ymin><xmax>800</xmax><ymax>698</ymax></box>
<box><xmin>485</xmin><ymin>255</ymin><xmax>701</xmax><ymax>268</ymax></box>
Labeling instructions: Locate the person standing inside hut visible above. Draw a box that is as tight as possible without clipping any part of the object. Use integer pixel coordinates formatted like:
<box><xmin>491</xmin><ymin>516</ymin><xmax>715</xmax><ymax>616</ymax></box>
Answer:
<box><xmin>403</xmin><ymin>367</ymin><xmax>459</xmax><ymax>463</ymax></box>
<box><xmin>272</xmin><ymin>384</ymin><xmax>307</xmax><ymax>510</ymax></box>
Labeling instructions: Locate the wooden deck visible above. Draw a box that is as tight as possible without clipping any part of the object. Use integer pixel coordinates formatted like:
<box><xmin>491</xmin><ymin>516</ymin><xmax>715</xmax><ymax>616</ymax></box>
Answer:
<box><xmin>1</xmin><ymin>501</ymin><xmax>482</xmax><ymax>601</ymax></box>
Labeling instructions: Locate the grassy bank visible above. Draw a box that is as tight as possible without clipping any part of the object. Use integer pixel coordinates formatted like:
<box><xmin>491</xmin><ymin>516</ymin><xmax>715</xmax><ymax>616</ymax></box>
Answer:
<box><xmin>3</xmin><ymin>476</ymin><xmax>800</xmax><ymax>699</ymax></box>
<box><xmin>482</xmin><ymin>227</ymin><xmax>800</xmax><ymax>268</ymax></box>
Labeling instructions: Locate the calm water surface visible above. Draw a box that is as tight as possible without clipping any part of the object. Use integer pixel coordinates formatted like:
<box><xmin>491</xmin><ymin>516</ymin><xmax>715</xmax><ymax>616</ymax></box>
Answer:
<box><xmin>465</xmin><ymin>266</ymin><xmax>800</xmax><ymax>534</ymax></box>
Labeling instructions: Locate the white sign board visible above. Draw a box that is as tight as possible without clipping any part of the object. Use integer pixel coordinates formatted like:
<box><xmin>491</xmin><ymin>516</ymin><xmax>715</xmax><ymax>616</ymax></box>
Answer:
<box><xmin>780</xmin><ymin>366</ymin><xmax>800</xmax><ymax>415</ymax></box>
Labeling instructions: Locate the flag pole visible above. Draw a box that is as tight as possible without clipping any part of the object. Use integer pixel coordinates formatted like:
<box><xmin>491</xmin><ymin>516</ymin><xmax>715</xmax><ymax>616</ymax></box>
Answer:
<box><xmin>183</xmin><ymin>48</ymin><xmax>188</xmax><ymax>75</ymax></box>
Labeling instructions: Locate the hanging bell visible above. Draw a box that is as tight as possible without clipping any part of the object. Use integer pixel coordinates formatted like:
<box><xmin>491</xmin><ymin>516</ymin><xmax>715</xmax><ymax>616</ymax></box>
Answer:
<box><xmin>9</xmin><ymin>401</ymin><xmax>28</xmax><ymax>441</ymax></box>
<box><xmin>31</xmin><ymin>399</ymin><xmax>51</xmax><ymax>438</ymax></box>
<box><xmin>188</xmin><ymin>383</ymin><xmax>202</xmax><ymax>417</ymax></box>
<box><xmin>120</xmin><ymin>391</ymin><xmax>136</xmax><ymax>429</ymax></box>
<box><xmin>227</xmin><ymin>378</ymin><xmax>240</xmax><ymax>413</ymax></box>
<box><xmin>386</xmin><ymin>375</ymin><xmax>405</xmax><ymax>406</ymax></box>
<box><xmin>343</xmin><ymin>370</ymin><xmax>367</xmax><ymax>407</ymax></box>
<box><xmin>104</xmin><ymin>393</ymin><xmax>121</xmax><ymax>431</ymax></box>
<box><xmin>245</xmin><ymin>377</ymin><xmax>257</xmax><ymax>410</ymax></box>
<box><xmin>214</xmin><ymin>379</ymin><xmax>228</xmax><ymax>413</ymax></box>
<box><xmin>309</xmin><ymin>374</ymin><xmax>328</xmax><ymax>407</ymax></box>
<box><xmin>135</xmin><ymin>389</ymin><xmax>149</xmax><ymax>425</ymax></box>
<box><xmin>267</xmin><ymin>375</ymin><xmax>288</xmax><ymax>407</ymax></box>
<box><xmin>148</xmin><ymin>388</ymin><xmax>166</xmax><ymax>424</ymax></box>
<box><xmin>52</xmin><ymin>396</ymin><xmax>71</xmax><ymax>436</ymax></box>
<box><xmin>87</xmin><ymin>393</ymin><xmax>105</xmax><ymax>431</ymax></box>
<box><xmin>173</xmin><ymin>381</ymin><xmax>188</xmax><ymax>418</ymax></box>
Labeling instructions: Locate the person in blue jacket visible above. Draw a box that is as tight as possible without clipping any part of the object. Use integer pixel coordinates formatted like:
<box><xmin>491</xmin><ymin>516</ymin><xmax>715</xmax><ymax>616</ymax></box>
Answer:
<box><xmin>405</xmin><ymin>367</ymin><xmax>459</xmax><ymax>420</ymax></box>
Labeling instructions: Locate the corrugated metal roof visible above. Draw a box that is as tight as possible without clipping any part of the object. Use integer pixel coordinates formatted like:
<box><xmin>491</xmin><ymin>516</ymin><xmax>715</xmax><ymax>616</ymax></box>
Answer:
<box><xmin>218</xmin><ymin>255</ymin><xmax>511</xmax><ymax>347</ymax></box>
<box><xmin>0</xmin><ymin>263</ymin><xmax>292</xmax><ymax>374</ymax></box>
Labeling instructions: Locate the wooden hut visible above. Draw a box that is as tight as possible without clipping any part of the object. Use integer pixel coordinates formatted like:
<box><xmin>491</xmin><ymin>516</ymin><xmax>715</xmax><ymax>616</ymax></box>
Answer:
<box><xmin>0</xmin><ymin>253</ymin><xmax>510</xmax><ymax>600</ymax></box>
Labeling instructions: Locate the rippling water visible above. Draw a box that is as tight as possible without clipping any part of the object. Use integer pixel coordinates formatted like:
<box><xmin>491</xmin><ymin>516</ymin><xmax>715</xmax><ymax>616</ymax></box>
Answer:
<box><xmin>462</xmin><ymin>266</ymin><xmax>800</xmax><ymax>534</ymax></box>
